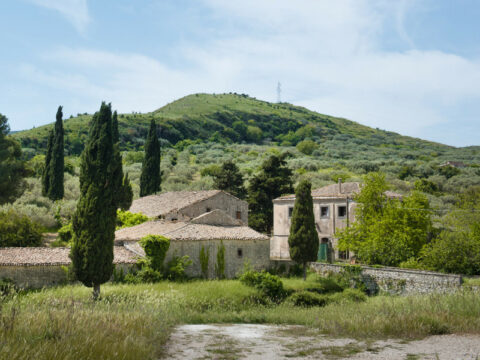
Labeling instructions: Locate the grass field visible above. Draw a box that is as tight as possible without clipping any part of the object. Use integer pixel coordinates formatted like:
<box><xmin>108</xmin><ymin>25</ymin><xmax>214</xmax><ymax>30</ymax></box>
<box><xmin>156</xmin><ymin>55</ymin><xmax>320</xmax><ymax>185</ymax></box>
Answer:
<box><xmin>1</xmin><ymin>278</ymin><xmax>480</xmax><ymax>360</ymax></box>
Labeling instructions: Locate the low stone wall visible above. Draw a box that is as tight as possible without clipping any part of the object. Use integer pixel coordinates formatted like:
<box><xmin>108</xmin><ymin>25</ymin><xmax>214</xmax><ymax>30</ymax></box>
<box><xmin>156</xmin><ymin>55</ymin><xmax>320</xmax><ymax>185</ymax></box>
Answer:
<box><xmin>310</xmin><ymin>262</ymin><xmax>462</xmax><ymax>295</ymax></box>
<box><xmin>0</xmin><ymin>265</ymin><xmax>67</xmax><ymax>289</ymax></box>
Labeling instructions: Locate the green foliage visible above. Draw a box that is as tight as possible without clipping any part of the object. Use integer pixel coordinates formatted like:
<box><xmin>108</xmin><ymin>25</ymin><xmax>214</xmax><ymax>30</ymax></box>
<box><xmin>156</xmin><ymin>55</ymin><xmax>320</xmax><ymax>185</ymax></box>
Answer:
<box><xmin>199</xmin><ymin>245</ymin><xmax>210</xmax><ymax>279</ymax></box>
<box><xmin>288</xmin><ymin>180</ymin><xmax>319</xmax><ymax>279</ymax></box>
<box><xmin>48</xmin><ymin>106</ymin><xmax>65</xmax><ymax>200</ymax></box>
<box><xmin>0</xmin><ymin>209</ymin><xmax>42</xmax><ymax>247</ymax></box>
<box><xmin>338</xmin><ymin>173</ymin><xmax>433</xmax><ymax>267</ymax></box>
<box><xmin>415</xmin><ymin>179</ymin><xmax>439</xmax><ymax>194</ymax></box>
<box><xmin>438</xmin><ymin>165</ymin><xmax>461</xmax><ymax>179</ymax></box>
<box><xmin>166</xmin><ymin>255</ymin><xmax>192</xmax><ymax>281</ymax></box>
<box><xmin>123</xmin><ymin>151</ymin><xmax>144</xmax><ymax>165</ymax></box>
<box><xmin>139</xmin><ymin>235</ymin><xmax>170</xmax><ymax>271</ymax></box>
<box><xmin>140</xmin><ymin>119</ymin><xmax>161</xmax><ymax>197</ymax></box>
<box><xmin>212</xmin><ymin>160</ymin><xmax>246</xmax><ymax>199</ymax></box>
<box><xmin>200</xmin><ymin>164</ymin><xmax>221</xmax><ymax>177</ymax></box>
<box><xmin>215</xmin><ymin>240</ymin><xmax>226</xmax><ymax>279</ymax></box>
<box><xmin>288</xmin><ymin>291</ymin><xmax>328</xmax><ymax>307</ymax></box>
<box><xmin>240</xmin><ymin>270</ymin><xmax>285</xmax><ymax>301</ymax></box>
<box><xmin>0</xmin><ymin>113</ymin><xmax>28</xmax><ymax>204</ymax></box>
<box><xmin>70</xmin><ymin>102</ymin><xmax>117</xmax><ymax>297</ymax></box>
<box><xmin>116</xmin><ymin>210</ymin><xmax>149</xmax><ymax>229</ymax></box>
<box><xmin>296</xmin><ymin>139</ymin><xmax>319</xmax><ymax>155</ymax></box>
<box><xmin>58</xmin><ymin>222</ymin><xmax>73</xmax><ymax>244</ymax></box>
<box><xmin>42</xmin><ymin>131</ymin><xmax>53</xmax><ymax>196</ymax></box>
<box><xmin>248</xmin><ymin>154</ymin><xmax>293</xmax><ymax>233</ymax></box>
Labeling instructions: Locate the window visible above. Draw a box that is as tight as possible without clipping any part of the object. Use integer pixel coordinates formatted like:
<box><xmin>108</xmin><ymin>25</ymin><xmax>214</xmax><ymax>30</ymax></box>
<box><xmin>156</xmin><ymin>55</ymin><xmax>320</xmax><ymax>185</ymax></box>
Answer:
<box><xmin>338</xmin><ymin>250</ymin><xmax>349</xmax><ymax>260</ymax></box>
<box><xmin>237</xmin><ymin>248</ymin><xmax>243</xmax><ymax>257</ymax></box>
<box><xmin>321</xmin><ymin>238</ymin><xmax>329</xmax><ymax>244</ymax></box>
<box><xmin>338</xmin><ymin>206</ymin><xmax>347</xmax><ymax>218</ymax></box>
<box><xmin>236</xmin><ymin>211</ymin><xmax>242</xmax><ymax>220</ymax></box>
<box><xmin>206</xmin><ymin>207</ymin><xmax>211</xmax><ymax>213</ymax></box>
<box><xmin>320</xmin><ymin>206</ymin><xmax>329</xmax><ymax>218</ymax></box>
<box><xmin>288</xmin><ymin>207</ymin><xmax>294</xmax><ymax>218</ymax></box>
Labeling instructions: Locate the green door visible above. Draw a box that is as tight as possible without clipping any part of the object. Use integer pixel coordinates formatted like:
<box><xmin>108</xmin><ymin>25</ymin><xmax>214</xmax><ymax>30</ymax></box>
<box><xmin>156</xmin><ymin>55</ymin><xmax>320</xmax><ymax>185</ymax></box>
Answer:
<box><xmin>318</xmin><ymin>241</ymin><xmax>329</xmax><ymax>261</ymax></box>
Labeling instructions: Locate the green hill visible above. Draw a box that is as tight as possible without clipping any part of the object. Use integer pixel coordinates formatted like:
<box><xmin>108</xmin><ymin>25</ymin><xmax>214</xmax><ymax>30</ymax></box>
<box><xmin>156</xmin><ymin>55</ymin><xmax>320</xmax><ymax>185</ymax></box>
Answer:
<box><xmin>13</xmin><ymin>93</ymin><xmax>453</xmax><ymax>156</ymax></box>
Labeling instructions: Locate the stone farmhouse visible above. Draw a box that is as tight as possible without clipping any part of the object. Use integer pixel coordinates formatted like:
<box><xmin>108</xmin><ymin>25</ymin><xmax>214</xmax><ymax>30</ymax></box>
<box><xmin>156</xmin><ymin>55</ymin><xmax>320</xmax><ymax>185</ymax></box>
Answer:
<box><xmin>270</xmin><ymin>180</ymin><xmax>402</xmax><ymax>262</ymax></box>
<box><xmin>123</xmin><ymin>191</ymin><xmax>269</xmax><ymax>278</ymax></box>
<box><xmin>0</xmin><ymin>190</ymin><xmax>269</xmax><ymax>288</ymax></box>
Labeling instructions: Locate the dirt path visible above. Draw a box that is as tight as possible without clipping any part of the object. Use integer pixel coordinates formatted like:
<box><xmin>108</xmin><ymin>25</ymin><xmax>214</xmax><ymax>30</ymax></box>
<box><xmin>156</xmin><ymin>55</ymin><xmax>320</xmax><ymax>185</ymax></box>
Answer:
<box><xmin>163</xmin><ymin>324</ymin><xmax>480</xmax><ymax>359</ymax></box>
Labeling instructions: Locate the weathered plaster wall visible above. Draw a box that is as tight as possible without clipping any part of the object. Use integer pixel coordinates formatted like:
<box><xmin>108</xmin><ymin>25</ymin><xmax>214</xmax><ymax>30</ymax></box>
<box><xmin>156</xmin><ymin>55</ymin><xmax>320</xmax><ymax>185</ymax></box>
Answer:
<box><xmin>310</xmin><ymin>263</ymin><xmax>462</xmax><ymax>295</ymax></box>
<box><xmin>271</xmin><ymin>198</ymin><xmax>356</xmax><ymax>260</ymax></box>
<box><xmin>165</xmin><ymin>239</ymin><xmax>270</xmax><ymax>278</ymax></box>
<box><xmin>180</xmin><ymin>192</ymin><xmax>248</xmax><ymax>224</ymax></box>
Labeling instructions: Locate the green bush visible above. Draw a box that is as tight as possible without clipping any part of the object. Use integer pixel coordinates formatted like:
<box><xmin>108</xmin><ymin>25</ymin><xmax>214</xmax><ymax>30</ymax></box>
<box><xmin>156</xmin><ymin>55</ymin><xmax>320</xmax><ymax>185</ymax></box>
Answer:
<box><xmin>215</xmin><ymin>241</ymin><xmax>226</xmax><ymax>279</ymax></box>
<box><xmin>240</xmin><ymin>270</ymin><xmax>285</xmax><ymax>300</ymax></box>
<box><xmin>0</xmin><ymin>277</ymin><xmax>15</xmax><ymax>297</ymax></box>
<box><xmin>308</xmin><ymin>277</ymin><xmax>344</xmax><ymax>294</ymax></box>
<box><xmin>166</xmin><ymin>255</ymin><xmax>192</xmax><ymax>281</ymax></box>
<box><xmin>329</xmin><ymin>288</ymin><xmax>367</xmax><ymax>303</ymax></box>
<box><xmin>0</xmin><ymin>210</ymin><xmax>42</xmax><ymax>247</ymax></box>
<box><xmin>58</xmin><ymin>223</ymin><xmax>73</xmax><ymax>243</ymax></box>
<box><xmin>139</xmin><ymin>235</ymin><xmax>170</xmax><ymax>271</ymax></box>
<box><xmin>116</xmin><ymin>210</ymin><xmax>149</xmax><ymax>230</ymax></box>
<box><xmin>199</xmin><ymin>245</ymin><xmax>210</xmax><ymax>279</ymax></box>
<box><xmin>296</xmin><ymin>140</ymin><xmax>319</xmax><ymax>155</ymax></box>
<box><xmin>288</xmin><ymin>291</ymin><xmax>328</xmax><ymax>307</ymax></box>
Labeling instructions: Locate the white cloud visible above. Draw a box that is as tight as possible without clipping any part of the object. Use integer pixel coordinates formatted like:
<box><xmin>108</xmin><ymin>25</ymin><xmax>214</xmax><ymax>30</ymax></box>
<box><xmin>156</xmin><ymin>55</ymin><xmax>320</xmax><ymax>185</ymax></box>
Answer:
<box><xmin>29</xmin><ymin>0</ymin><xmax>90</xmax><ymax>33</ymax></box>
<box><xmin>18</xmin><ymin>0</ymin><xmax>480</xmax><ymax>146</ymax></box>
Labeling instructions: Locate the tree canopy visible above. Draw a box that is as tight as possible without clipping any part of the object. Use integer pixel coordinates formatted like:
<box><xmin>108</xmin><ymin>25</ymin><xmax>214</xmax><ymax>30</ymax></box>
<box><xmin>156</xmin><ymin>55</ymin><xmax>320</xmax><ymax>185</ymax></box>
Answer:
<box><xmin>247</xmin><ymin>154</ymin><xmax>293</xmax><ymax>233</ymax></box>
<box><xmin>140</xmin><ymin>119</ymin><xmax>161</xmax><ymax>197</ymax></box>
<box><xmin>213</xmin><ymin>160</ymin><xmax>246</xmax><ymax>199</ymax></box>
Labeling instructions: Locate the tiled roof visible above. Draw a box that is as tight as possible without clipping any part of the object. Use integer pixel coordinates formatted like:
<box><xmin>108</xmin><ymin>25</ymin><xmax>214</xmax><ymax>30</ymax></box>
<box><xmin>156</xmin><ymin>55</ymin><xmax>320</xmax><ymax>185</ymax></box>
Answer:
<box><xmin>128</xmin><ymin>190</ymin><xmax>223</xmax><ymax>218</ymax></box>
<box><xmin>115</xmin><ymin>220</ymin><xmax>268</xmax><ymax>242</ymax></box>
<box><xmin>0</xmin><ymin>247</ymin><xmax>138</xmax><ymax>266</ymax></box>
<box><xmin>275</xmin><ymin>182</ymin><xmax>402</xmax><ymax>201</ymax></box>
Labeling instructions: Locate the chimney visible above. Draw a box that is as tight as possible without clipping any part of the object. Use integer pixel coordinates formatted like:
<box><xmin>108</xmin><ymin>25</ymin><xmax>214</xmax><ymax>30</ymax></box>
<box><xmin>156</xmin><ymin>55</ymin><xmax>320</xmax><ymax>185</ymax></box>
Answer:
<box><xmin>338</xmin><ymin>178</ymin><xmax>342</xmax><ymax>193</ymax></box>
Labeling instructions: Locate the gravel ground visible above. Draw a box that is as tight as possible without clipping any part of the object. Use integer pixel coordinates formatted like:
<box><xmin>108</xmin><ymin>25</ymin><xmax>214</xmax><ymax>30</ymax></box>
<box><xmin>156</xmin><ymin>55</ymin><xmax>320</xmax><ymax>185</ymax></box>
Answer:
<box><xmin>163</xmin><ymin>324</ymin><xmax>480</xmax><ymax>360</ymax></box>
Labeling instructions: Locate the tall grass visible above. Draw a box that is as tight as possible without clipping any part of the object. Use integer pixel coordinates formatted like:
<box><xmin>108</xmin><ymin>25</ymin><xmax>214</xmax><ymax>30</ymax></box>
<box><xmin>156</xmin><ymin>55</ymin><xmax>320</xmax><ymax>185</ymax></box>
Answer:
<box><xmin>1</xmin><ymin>280</ymin><xmax>480</xmax><ymax>360</ymax></box>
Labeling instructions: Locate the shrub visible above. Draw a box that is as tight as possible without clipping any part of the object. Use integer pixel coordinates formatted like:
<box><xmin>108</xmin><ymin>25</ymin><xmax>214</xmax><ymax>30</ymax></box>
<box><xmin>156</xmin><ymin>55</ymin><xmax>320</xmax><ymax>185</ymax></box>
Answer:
<box><xmin>215</xmin><ymin>241</ymin><xmax>226</xmax><ymax>279</ymax></box>
<box><xmin>288</xmin><ymin>291</ymin><xmax>328</xmax><ymax>307</ymax></box>
<box><xmin>296</xmin><ymin>140</ymin><xmax>319</xmax><ymax>155</ymax></box>
<box><xmin>309</xmin><ymin>277</ymin><xmax>344</xmax><ymax>294</ymax></box>
<box><xmin>240</xmin><ymin>270</ymin><xmax>285</xmax><ymax>301</ymax></box>
<box><xmin>0</xmin><ymin>277</ymin><xmax>15</xmax><ymax>297</ymax></box>
<box><xmin>199</xmin><ymin>245</ymin><xmax>210</xmax><ymax>279</ymax></box>
<box><xmin>329</xmin><ymin>288</ymin><xmax>367</xmax><ymax>303</ymax></box>
<box><xmin>116</xmin><ymin>210</ymin><xmax>149</xmax><ymax>230</ymax></box>
<box><xmin>139</xmin><ymin>235</ymin><xmax>170</xmax><ymax>271</ymax></box>
<box><xmin>166</xmin><ymin>255</ymin><xmax>192</xmax><ymax>281</ymax></box>
<box><xmin>0</xmin><ymin>210</ymin><xmax>42</xmax><ymax>247</ymax></box>
<box><xmin>58</xmin><ymin>223</ymin><xmax>73</xmax><ymax>243</ymax></box>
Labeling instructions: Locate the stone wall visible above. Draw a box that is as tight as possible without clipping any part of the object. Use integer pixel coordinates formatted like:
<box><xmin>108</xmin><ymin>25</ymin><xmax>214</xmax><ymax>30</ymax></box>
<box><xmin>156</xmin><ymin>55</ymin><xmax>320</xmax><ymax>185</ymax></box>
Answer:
<box><xmin>0</xmin><ymin>263</ymin><xmax>134</xmax><ymax>289</ymax></box>
<box><xmin>310</xmin><ymin>262</ymin><xmax>462</xmax><ymax>295</ymax></box>
<box><xmin>0</xmin><ymin>265</ymin><xmax>67</xmax><ymax>289</ymax></box>
<box><xmin>166</xmin><ymin>238</ymin><xmax>270</xmax><ymax>279</ymax></box>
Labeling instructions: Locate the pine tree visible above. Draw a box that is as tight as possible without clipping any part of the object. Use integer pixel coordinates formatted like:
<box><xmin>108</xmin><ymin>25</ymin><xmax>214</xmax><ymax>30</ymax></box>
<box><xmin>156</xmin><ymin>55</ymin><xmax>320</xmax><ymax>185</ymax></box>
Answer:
<box><xmin>288</xmin><ymin>179</ymin><xmax>319</xmax><ymax>280</ymax></box>
<box><xmin>247</xmin><ymin>154</ymin><xmax>293</xmax><ymax>234</ymax></box>
<box><xmin>70</xmin><ymin>102</ymin><xmax>117</xmax><ymax>300</ymax></box>
<box><xmin>48</xmin><ymin>106</ymin><xmax>64</xmax><ymax>200</ymax></box>
<box><xmin>140</xmin><ymin>119</ymin><xmax>161</xmax><ymax>197</ymax></box>
<box><xmin>42</xmin><ymin>130</ymin><xmax>54</xmax><ymax>197</ymax></box>
<box><xmin>111</xmin><ymin>111</ymin><xmax>133</xmax><ymax>210</ymax></box>
<box><xmin>213</xmin><ymin>160</ymin><xmax>246</xmax><ymax>199</ymax></box>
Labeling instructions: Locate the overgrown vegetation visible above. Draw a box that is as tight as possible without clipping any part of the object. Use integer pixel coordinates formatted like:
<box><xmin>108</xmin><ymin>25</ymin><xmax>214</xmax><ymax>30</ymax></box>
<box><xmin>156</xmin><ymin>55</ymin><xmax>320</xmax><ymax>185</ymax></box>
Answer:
<box><xmin>0</xmin><ymin>209</ymin><xmax>42</xmax><ymax>247</ymax></box>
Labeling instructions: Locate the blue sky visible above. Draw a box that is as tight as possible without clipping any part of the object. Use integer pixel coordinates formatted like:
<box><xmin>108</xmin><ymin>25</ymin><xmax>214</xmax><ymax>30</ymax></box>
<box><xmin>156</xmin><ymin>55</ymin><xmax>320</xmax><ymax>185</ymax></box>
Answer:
<box><xmin>1</xmin><ymin>0</ymin><xmax>479</xmax><ymax>147</ymax></box>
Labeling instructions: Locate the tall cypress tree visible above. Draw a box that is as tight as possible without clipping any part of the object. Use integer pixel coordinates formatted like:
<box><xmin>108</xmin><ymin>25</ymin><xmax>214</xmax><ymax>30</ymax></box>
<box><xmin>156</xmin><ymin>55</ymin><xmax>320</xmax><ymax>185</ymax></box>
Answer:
<box><xmin>48</xmin><ymin>106</ymin><xmax>64</xmax><ymax>200</ymax></box>
<box><xmin>140</xmin><ymin>119</ymin><xmax>161</xmax><ymax>197</ymax></box>
<box><xmin>288</xmin><ymin>179</ymin><xmax>319</xmax><ymax>280</ymax></box>
<box><xmin>70</xmin><ymin>102</ymin><xmax>117</xmax><ymax>300</ymax></box>
<box><xmin>42</xmin><ymin>130</ymin><xmax>54</xmax><ymax>197</ymax></box>
<box><xmin>111</xmin><ymin>111</ymin><xmax>133</xmax><ymax>210</ymax></box>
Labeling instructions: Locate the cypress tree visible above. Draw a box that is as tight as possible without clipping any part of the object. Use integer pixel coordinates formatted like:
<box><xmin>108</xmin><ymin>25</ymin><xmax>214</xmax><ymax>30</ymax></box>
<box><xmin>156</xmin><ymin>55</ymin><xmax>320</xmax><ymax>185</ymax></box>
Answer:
<box><xmin>288</xmin><ymin>179</ymin><xmax>319</xmax><ymax>280</ymax></box>
<box><xmin>140</xmin><ymin>119</ymin><xmax>161</xmax><ymax>197</ymax></box>
<box><xmin>213</xmin><ymin>160</ymin><xmax>246</xmax><ymax>199</ymax></box>
<box><xmin>42</xmin><ymin>130</ymin><xmax>54</xmax><ymax>197</ymax></box>
<box><xmin>111</xmin><ymin>111</ymin><xmax>133</xmax><ymax>210</ymax></box>
<box><xmin>48</xmin><ymin>106</ymin><xmax>64</xmax><ymax>200</ymax></box>
<box><xmin>70</xmin><ymin>102</ymin><xmax>117</xmax><ymax>300</ymax></box>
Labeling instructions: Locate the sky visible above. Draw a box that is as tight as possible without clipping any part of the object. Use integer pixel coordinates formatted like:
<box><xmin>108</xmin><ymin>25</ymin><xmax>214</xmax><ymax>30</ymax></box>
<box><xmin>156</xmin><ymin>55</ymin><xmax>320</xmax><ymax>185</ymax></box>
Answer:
<box><xmin>1</xmin><ymin>0</ymin><xmax>479</xmax><ymax>147</ymax></box>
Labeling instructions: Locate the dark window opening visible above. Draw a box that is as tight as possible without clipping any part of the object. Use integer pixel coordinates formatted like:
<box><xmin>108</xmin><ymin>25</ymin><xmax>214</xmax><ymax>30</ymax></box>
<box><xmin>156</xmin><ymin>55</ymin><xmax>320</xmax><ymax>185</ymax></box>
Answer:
<box><xmin>320</xmin><ymin>206</ymin><xmax>329</xmax><ymax>218</ymax></box>
<box><xmin>171</xmin><ymin>218</ymin><xmax>178</xmax><ymax>222</ymax></box>
<box><xmin>321</xmin><ymin>237</ymin><xmax>329</xmax><ymax>244</ymax></box>
<box><xmin>338</xmin><ymin>250</ymin><xmax>349</xmax><ymax>260</ymax></box>
<box><xmin>236</xmin><ymin>211</ymin><xmax>242</xmax><ymax>219</ymax></box>
<box><xmin>237</xmin><ymin>248</ymin><xmax>243</xmax><ymax>257</ymax></box>
<box><xmin>206</xmin><ymin>207</ymin><xmax>211</xmax><ymax>213</ymax></box>
<box><xmin>338</xmin><ymin>206</ymin><xmax>347</xmax><ymax>218</ymax></box>
<box><xmin>288</xmin><ymin>207</ymin><xmax>294</xmax><ymax>218</ymax></box>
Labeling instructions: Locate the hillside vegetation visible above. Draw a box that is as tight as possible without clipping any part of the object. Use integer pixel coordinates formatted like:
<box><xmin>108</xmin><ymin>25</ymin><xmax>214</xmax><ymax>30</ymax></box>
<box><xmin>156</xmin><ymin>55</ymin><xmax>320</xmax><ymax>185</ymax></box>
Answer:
<box><xmin>13</xmin><ymin>93</ymin><xmax>465</xmax><ymax>156</ymax></box>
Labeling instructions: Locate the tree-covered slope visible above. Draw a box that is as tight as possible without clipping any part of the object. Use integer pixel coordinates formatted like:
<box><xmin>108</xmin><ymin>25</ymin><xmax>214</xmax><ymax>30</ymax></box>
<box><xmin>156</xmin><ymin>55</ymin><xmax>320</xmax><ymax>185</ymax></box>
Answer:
<box><xmin>13</xmin><ymin>93</ymin><xmax>458</xmax><ymax>157</ymax></box>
